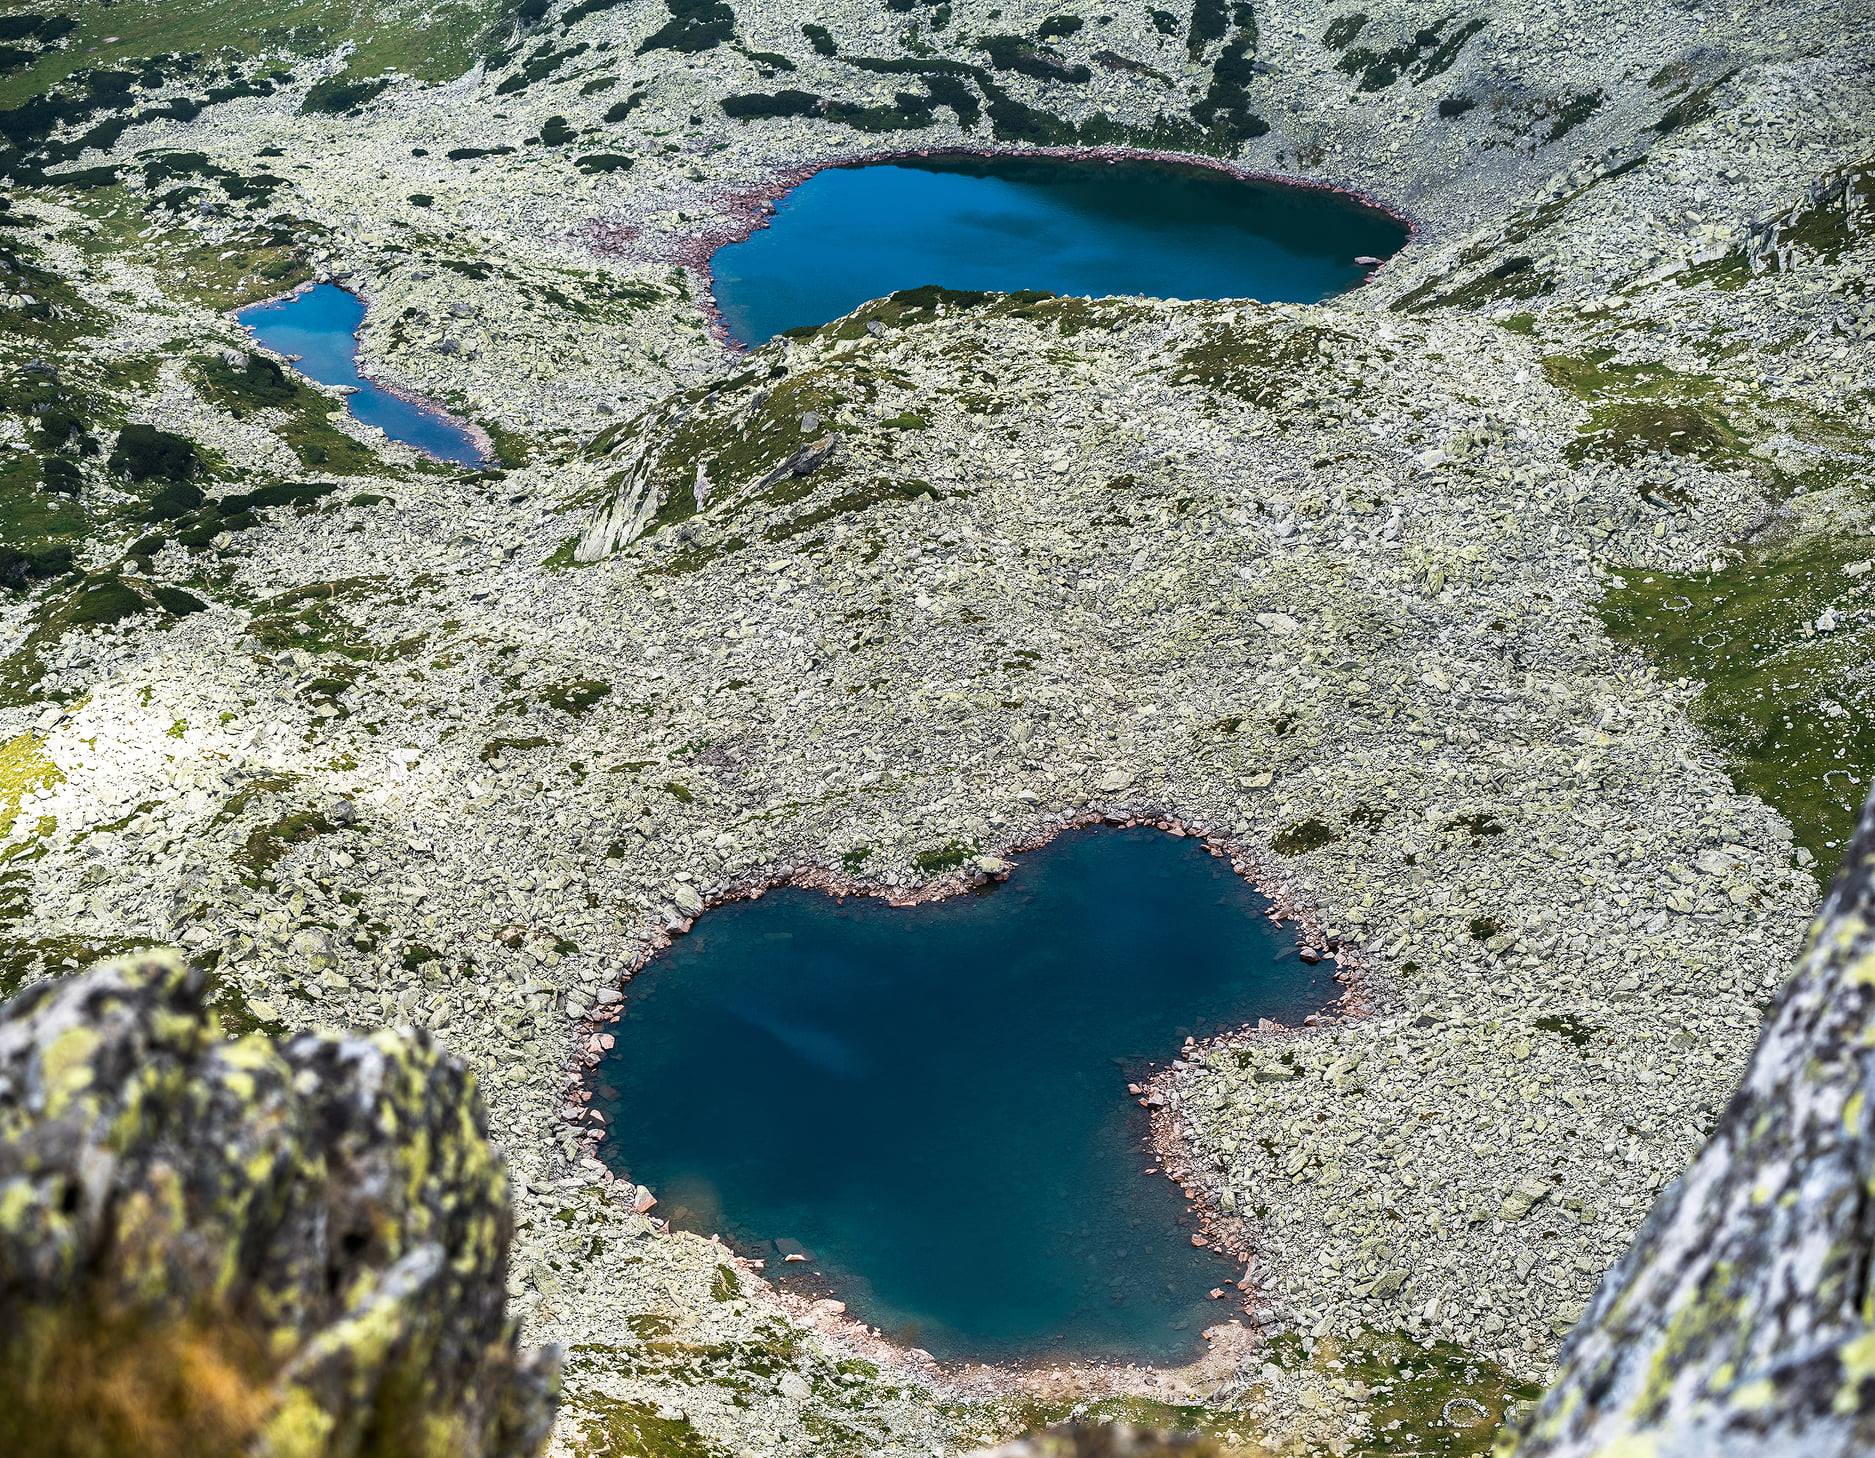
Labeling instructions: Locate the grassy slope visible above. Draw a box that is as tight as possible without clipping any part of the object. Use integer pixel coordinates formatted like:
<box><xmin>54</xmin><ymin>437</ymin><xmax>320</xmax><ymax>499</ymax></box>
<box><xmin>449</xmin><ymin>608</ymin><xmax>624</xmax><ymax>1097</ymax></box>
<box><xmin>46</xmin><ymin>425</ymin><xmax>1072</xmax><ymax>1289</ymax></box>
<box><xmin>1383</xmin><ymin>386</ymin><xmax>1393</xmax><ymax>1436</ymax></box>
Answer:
<box><xmin>0</xmin><ymin>0</ymin><xmax>509</xmax><ymax>109</ymax></box>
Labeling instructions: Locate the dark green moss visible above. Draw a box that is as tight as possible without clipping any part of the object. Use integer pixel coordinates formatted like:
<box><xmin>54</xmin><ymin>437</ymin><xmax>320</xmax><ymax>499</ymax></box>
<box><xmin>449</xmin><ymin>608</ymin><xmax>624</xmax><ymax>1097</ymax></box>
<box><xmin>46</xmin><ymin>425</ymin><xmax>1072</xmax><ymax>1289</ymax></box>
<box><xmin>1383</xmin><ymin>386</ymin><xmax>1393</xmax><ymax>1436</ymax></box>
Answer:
<box><xmin>913</xmin><ymin>839</ymin><xmax>978</xmax><ymax>874</ymax></box>
<box><xmin>480</xmin><ymin>735</ymin><xmax>551</xmax><ymax>763</ymax></box>
<box><xmin>637</xmin><ymin>0</ymin><xmax>736</xmax><ymax>56</ymax></box>
<box><xmin>240</xmin><ymin>810</ymin><xmax>335</xmax><ymax>876</ymax></box>
<box><xmin>1272</xmin><ymin>817</ymin><xmax>1340</xmax><ymax>855</ymax></box>
<box><xmin>1544</xmin><ymin>89</ymin><xmax>1604</xmax><ymax>143</ymax></box>
<box><xmin>976</xmin><ymin>34</ymin><xmax>1090</xmax><ymax>83</ymax></box>
<box><xmin>541</xmin><ymin>678</ymin><xmax>612</xmax><ymax>714</ymax></box>
<box><xmin>1323</xmin><ymin>12</ymin><xmax>1368</xmax><ymax>48</ymax></box>
<box><xmin>300</xmin><ymin>72</ymin><xmax>391</xmax><ymax>115</ymax></box>
<box><xmin>108</xmin><ymin>423</ymin><xmax>198</xmax><ymax>483</ymax></box>
<box><xmin>721</xmin><ymin>89</ymin><xmax>821</xmax><ymax>119</ymax></box>
<box><xmin>1534</xmin><ymin>1013</ymin><xmax>1597</xmax><ymax>1048</ymax></box>
<box><xmin>1192</xmin><ymin>34</ymin><xmax>1267</xmax><ymax>142</ymax></box>
<box><xmin>1395</xmin><ymin>255</ymin><xmax>1556</xmax><ymax>313</ymax></box>
<box><xmin>1337</xmin><ymin>15</ymin><xmax>1484</xmax><ymax>92</ymax></box>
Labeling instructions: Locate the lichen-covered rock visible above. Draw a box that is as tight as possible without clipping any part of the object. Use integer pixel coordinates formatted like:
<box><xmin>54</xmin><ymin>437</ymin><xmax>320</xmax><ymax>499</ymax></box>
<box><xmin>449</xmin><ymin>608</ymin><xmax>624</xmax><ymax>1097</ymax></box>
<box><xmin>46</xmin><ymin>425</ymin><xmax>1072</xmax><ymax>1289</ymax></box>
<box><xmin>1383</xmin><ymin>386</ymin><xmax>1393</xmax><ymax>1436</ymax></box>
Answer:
<box><xmin>1506</xmin><ymin>793</ymin><xmax>1875</xmax><ymax>1457</ymax></box>
<box><xmin>0</xmin><ymin>950</ymin><xmax>556</xmax><ymax>1458</ymax></box>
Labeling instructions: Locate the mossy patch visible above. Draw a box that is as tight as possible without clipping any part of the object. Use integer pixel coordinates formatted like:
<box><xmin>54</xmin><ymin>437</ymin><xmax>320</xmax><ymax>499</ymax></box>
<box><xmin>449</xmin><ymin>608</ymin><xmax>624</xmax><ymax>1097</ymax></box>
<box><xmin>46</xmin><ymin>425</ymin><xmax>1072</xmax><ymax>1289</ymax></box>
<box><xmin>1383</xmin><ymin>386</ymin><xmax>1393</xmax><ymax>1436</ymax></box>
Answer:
<box><xmin>244</xmin><ymin>577</ymin><xmax>402</xmax><ymax>660</ymax></box>
<box><xmin>1541</xmin><ymin>352</ymin><xmax>1743</xmax><ymax>473</ymax></box>
<box><xmin>913</xmin><ymin>839</ymin><xmax>978</xmax><ymax>874</ymax></box>
<box><xmin>1326</xmin><ymin>1330</ymin><xmax>1541</xmax><ymax>1454</ymax></box>
<box><xmin>239</xmin><ymin>810</ymin><xmax>336</xmax><ymax>878</ymax></box>
<box><xmin>637</xmin><ymin>0</ymin><xmax>736</xmax><ymax>56</ymax></box>
<box><xmin>1273</xmin><ymin>817</ymin><xmax>1341</xmax><ymax>855</ymax></box>
<box><xmin>107</xmin><ymin>423</ymin><xmax>199</xmax><ymax>484</ymax></box>
<box><xmin>1395</xmin><ymin>255</ymin><xmax>1556</xmax><ymax>313</ymax></box>
<box><xmin>541</xmin><ymin>678</ymin><xmax>612</xmax><ymax>714</ymax></box>
<box><xmin>0</xmin><ymin>732</ymin><xmax>62</xmax><ymax>835</ymax></box>
<box><xmin>1600</xmin><ymin>532</ymin><xmax>1875</xmax><ymax>862</ymax></box>
<box><xmin>1173</xmin><ymin>321</ymin><xmax>1345</xmax><ymax>409</ymax></box>
<box><xmin>191</xmin><ymin>352</ymin><xmax>381</xmax><ymax>474</ymax></box>
<box><xmin>571</xmin><ymin>1396</ymin><xmax>732</xmax><ymax>1457</ymax></box>
<box><xmin>0</xmin><ymin>573</ymin><xmax>201</xmax><ymax>708</ymax></box>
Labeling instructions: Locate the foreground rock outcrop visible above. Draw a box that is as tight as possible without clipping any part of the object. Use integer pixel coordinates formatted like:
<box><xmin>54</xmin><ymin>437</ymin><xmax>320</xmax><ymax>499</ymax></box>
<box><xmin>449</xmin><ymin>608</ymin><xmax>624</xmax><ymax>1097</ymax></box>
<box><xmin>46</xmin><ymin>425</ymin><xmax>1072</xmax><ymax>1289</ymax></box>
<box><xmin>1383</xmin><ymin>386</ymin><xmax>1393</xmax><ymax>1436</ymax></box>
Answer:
<box><xmin>0</xmin><ymin>951</ymin><xmax>556</xmax><ymax>1458</ymax></box>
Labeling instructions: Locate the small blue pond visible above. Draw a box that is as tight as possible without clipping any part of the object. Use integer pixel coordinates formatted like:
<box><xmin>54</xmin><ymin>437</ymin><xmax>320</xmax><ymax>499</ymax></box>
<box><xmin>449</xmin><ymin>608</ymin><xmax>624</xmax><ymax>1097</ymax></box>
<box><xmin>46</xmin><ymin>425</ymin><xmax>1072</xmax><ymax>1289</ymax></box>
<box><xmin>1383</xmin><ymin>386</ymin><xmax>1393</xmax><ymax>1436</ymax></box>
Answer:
<box><xmin>236</xmin><ymin>283</ymin><xmax>485</xmax><ymax>466</ymax></box>
<box><xmin>592</xmin><ymin>826</ymin><xmax>1336</xmax><ymax>1365</ymax></box>
<box><xmin>710</xmin><ymin>154</ymin><xmax>1409</xmax><ymax>345</ymax></box>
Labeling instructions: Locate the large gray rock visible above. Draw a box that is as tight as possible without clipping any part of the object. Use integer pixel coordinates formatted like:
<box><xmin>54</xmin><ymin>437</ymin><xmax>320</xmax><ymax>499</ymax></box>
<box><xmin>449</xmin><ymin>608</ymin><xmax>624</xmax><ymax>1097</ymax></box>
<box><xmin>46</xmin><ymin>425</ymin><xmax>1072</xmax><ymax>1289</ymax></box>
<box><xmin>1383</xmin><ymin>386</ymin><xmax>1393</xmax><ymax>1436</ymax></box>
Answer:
<box><xmin>0</xmin><ymin>950</ymin><xmax>556</xmax><ymax>1458</ymax></box>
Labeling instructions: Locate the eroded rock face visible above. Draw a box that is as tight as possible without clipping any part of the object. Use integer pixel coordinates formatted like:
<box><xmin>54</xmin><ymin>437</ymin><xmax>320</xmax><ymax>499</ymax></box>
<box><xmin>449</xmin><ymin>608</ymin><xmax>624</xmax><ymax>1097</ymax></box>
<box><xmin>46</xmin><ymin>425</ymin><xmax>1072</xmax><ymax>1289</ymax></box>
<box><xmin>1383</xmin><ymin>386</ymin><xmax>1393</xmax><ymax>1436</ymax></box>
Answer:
<box><xmin>0</xmin><ymin>950</ymin><xmax>556</xmax><ymax>1458</ymax></box>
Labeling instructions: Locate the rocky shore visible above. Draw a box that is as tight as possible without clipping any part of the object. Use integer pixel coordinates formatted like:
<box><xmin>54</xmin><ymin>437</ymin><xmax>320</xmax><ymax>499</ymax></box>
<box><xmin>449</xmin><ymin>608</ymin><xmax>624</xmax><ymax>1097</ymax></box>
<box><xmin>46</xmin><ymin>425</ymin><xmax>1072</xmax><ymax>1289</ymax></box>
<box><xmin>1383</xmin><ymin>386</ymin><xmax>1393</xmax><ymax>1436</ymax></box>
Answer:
<box><xmin>2</xmin><ymin>0</ymin><xmax>1872</xmax><ymax>1452</ymax></box>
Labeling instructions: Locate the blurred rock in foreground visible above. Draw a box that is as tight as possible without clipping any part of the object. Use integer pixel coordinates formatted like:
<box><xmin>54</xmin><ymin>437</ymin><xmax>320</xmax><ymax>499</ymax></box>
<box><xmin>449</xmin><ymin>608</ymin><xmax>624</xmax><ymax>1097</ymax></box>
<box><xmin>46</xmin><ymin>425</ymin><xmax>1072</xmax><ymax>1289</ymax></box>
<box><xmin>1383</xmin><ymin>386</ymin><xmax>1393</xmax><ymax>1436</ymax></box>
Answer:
<box><xmin>0</xmin><ymin>950</ymin><xmax>556</xmax><ymax>1458</ymax></box>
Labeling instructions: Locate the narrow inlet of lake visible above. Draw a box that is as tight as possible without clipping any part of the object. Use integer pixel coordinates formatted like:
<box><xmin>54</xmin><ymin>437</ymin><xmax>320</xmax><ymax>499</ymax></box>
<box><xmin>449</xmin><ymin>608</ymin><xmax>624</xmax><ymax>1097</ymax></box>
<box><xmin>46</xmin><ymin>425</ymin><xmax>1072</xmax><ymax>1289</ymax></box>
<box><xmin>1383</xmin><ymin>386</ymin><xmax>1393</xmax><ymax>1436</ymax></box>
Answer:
<box><xmin>236</xmin><ymin>283</ymin><xmax>485</xmax><ymax>466</ymax></box>
<box><xmin>591</xmin><ymin>826</ymin><xmax>1337</xmax><ymax>1366</ymax></box>
<box><xmin>709</xmin><ymin>154</ymin><xmax>1409</xmax><ymax>345</ymax></box>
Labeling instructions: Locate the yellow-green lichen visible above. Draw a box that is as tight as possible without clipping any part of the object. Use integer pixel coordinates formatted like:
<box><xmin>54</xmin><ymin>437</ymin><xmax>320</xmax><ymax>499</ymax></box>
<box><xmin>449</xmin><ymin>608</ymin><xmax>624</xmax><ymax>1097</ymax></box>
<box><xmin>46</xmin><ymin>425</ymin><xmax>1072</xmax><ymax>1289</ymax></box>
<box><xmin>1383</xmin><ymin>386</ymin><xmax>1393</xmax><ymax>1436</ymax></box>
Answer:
<box><xmin>0</xmin><ymin>733</ymin><xmax>63</xmax><ymax>837</ymax></box>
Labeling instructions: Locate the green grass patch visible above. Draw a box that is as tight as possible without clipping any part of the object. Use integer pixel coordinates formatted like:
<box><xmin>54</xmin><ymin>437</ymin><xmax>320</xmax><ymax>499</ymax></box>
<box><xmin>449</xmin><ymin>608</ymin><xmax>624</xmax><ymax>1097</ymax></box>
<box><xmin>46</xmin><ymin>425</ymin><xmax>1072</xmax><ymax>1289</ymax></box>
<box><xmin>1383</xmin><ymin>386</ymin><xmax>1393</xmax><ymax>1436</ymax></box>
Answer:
<box><xmin>1542</xmin><ymin>351</ymin><xmax>1745</xmax><ymax>474</ymax></box>
<box><xmin>1328</xmin><ymin>1330</ymin><xmax>1542</xmax><ymax>1455</ymax></box>
<box><xmin>571</xmin><ymin>1396</ymin><xmax>731</xmax><ymax>1458</ymax></box>
<box><xmin>0</xmin><ymin>0</ymin><xmax>512</xmax><ymax>109</ymax></box>
<box><xmin>0</xmin><ymin>731</ymin><xmax>62</xmax><ymax>835</ymax></box>
<box><xmin>1600</xmin><ymin>532</ymin><xmax>1875</xmax><ymax>862</ymax></box>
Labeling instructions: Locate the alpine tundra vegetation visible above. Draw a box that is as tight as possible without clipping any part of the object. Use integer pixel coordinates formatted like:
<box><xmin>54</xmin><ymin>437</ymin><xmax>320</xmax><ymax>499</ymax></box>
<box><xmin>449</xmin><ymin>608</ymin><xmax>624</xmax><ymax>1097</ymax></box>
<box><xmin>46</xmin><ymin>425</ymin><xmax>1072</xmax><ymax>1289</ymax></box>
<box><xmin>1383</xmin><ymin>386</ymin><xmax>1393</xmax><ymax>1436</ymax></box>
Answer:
<box><xmin>0</xmin><ymin>0</ymin><xmax>1872</xmax><ymax>1453</ymax></box>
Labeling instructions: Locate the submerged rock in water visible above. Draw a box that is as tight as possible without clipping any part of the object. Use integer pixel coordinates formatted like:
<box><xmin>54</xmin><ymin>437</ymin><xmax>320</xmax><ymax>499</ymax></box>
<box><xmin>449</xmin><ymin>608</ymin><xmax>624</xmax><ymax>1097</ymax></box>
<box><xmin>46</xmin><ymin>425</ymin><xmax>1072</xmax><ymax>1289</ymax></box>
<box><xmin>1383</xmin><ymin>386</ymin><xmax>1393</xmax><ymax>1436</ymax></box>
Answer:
<box><xmin>0</xmin><ymin>950</ymin><xmax>556</xmax><ymax>1458</ymax></box>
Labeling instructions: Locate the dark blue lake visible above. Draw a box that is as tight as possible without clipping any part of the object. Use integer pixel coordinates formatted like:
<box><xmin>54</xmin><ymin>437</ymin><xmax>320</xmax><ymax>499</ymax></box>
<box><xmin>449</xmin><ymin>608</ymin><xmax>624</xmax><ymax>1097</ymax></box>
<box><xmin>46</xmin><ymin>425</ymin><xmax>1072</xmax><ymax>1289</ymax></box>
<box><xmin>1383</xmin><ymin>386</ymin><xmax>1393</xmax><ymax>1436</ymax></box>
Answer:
<box><xmin>236</xmin><ymin>283</ymin><xmax>485</xmax><ymax>466</ymax></box>
<box><xmin>592</xmin><ymin>827</ymin><xmax>1335</xmax><ymax>1364</ymax></box>
<box><xmin>710</xmin><ymin>155</ymin><xmax>1409</xmax><ymax>345</ymax></box>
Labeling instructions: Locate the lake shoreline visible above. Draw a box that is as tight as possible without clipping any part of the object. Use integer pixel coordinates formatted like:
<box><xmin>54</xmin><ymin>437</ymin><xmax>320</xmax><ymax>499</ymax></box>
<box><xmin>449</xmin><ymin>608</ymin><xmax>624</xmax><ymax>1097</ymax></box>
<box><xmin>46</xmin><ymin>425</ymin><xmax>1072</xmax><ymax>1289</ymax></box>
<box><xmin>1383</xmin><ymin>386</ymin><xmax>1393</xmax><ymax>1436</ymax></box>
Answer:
<box><xmin>560</xmin><ymin>804</ymin><xmax>1365</xmax><ymax>1401</ymax></box>
<box><xmin>643</xmin><ymin>143</ymin><xmax>1420</xmax><ymax>351</ymax></box>
<box><xmin>233</xmin><ymin>275</ymin><xmax>496</xmax><ymax>469</ymax></box>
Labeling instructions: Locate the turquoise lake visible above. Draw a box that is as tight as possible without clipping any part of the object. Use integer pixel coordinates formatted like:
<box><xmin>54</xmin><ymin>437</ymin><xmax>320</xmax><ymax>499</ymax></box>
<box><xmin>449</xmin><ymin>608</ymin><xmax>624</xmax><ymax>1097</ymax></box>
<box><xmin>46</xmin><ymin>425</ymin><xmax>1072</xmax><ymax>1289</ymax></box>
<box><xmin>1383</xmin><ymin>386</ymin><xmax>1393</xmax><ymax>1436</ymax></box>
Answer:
<box><xmin>592</xmin><ymin>827</ymin><xmax>1336</xmax><ymax>1364</ymax></box>
<box><xmin>236</xmin><ymin>283</ymin><xmax>485</xmax><ymax>466</ymax></box>
<box><xmin>710</xmin><ymin>154</ymin><xmax>1409</xmax><ymax>345</ymax></box>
